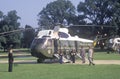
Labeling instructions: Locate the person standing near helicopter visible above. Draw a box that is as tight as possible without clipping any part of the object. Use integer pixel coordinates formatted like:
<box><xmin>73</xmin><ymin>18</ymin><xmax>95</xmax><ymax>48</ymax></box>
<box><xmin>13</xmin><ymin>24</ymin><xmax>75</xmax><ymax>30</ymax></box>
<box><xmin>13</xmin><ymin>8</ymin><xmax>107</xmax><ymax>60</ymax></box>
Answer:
<box><xmin>8</xmin><ymin>45</ymin><xmax>14</xmax><ymax>72</ymax></box>
<box><xmin>88</xmin><ymin>46</ymin><xmax>95</xmax><ymax>66</ymax></box>
<box><xmin>80</xmin><ymin>46</ymin><xmax>86</xmax><ymax>63</ymax></box>
<box><xmin>70</xmin><ymin>49</ymin><xmax>76</xmax><ymax>63</ymax></box>
<box><xmin>59</xmin><ymin>50</ymin><xmax>63</xmax><ymax>64</ymax></box>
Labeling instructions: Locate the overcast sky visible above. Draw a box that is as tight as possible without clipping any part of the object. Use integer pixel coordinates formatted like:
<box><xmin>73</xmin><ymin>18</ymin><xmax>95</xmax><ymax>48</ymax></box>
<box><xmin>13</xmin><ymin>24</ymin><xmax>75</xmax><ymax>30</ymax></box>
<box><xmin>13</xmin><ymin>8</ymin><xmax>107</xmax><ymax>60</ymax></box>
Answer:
<box><xmin>0</xmin><ymin>0</ymin><xmax>84</xmax><ymax>28</ymax></box>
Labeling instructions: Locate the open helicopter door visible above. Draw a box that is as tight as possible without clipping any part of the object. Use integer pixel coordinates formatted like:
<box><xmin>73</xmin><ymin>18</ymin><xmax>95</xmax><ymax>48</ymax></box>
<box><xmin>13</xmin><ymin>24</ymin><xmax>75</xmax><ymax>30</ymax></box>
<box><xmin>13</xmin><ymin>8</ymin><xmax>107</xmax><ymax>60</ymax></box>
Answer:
<box><xmin>53</xmin><ymin>26</ymin><xmax>70</xmax><ymax>63</ymax></box>
<box><xmin>53</xmin><ymin>25</ymin><xmax>60</xmax><ymax>53</ymax></box>
<box><xmin>53</xmin><ymin>39</ymin><xmax>58</xmax><ymax>53</ymax></box>
<box><xmin>53</xmin><ymin>26</ymin><xmax>61</xmax><ymax>60</ymax></box>
<box><xmin>75</xmin><ymin>41</ymin><xmax>78</xmax><ymax>52</ymax></box>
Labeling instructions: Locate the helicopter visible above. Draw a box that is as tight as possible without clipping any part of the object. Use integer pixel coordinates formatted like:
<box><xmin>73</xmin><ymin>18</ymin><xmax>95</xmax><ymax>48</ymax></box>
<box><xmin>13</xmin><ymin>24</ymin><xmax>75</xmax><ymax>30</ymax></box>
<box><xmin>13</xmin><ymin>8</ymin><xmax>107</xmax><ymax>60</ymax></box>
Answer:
<box><xmin>106</xmin><ymin>37</ymin><xmax>120</xmax><ymax>53</ymax></box>
<box><xmin>30</xmin><ymin>25</ymin><xmax>94</xmax><ymax>63</ymax></box>
<box><xmin>1</xmin><ymin>24</ymin><xmax>119</xmax><ymax>62</ymax></box>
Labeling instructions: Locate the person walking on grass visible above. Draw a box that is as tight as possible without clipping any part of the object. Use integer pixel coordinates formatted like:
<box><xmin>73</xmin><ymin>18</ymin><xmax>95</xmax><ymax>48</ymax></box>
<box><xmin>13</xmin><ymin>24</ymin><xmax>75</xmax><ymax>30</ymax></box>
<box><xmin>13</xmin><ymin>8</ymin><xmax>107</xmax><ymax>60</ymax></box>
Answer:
<box><xmin>88</xmin><ymin>46</ymin><xmax>95</xmax><ymax>66</ymax></box>
<box><xmin>80</xmin><ymin>46</ymin><xmax>86</xmax><ymax>63</ymax></box>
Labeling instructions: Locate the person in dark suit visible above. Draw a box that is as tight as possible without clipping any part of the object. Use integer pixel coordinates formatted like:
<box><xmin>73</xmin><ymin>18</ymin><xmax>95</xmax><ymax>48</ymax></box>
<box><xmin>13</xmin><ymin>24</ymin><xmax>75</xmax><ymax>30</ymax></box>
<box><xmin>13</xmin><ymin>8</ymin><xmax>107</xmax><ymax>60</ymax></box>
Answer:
<box><xmin>8</xmin><ymin>45</ymin><xmax>14</xmax><ymax>72</ymax></box>
<box><xmin>70</xmin><ymin>49</ymin><xmax>76</xmax><ymax>63</ymax></box>
<box><xmin>59</xmin><ymin>50</ymin><xmax>63</xmax><ymax>64</ymax></box>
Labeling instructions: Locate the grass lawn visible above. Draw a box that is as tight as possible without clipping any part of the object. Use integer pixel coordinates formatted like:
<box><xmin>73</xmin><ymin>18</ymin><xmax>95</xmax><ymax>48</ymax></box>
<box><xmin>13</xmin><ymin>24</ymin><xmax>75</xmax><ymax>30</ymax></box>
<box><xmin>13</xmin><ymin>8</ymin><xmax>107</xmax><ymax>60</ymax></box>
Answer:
<box><xmin>94</xmin><ymin>52</ymin><xmax>120</xmax><ymax>60</ymax></box>
<box><xmin>0</xmin><ymin>64</ymin><xmax>120</xmax><ymax>79</ymax></box>
<box><xmin>1</xmin><ymin>51</ymin><xmax>120</xmax><ymax>60</ymax></box>
<box><xmin>0</xmin><ymin>49</ymin><xmax>120</xmax><ymax>79</ymax></box>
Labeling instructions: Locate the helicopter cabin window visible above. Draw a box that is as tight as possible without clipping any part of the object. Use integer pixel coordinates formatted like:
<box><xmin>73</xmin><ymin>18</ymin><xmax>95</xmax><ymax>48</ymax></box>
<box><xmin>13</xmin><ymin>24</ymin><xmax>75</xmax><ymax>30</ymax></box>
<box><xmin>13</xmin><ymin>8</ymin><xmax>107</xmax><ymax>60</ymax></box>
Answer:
<box><xmin>58</xmin><ymin>32</ymin><xmax>69</xmax><ymax>38</ymax></box>
<box><xmin>38</xmin><ymin>39</ymin><xmax>46</xmax><ymax>44</ymax></box>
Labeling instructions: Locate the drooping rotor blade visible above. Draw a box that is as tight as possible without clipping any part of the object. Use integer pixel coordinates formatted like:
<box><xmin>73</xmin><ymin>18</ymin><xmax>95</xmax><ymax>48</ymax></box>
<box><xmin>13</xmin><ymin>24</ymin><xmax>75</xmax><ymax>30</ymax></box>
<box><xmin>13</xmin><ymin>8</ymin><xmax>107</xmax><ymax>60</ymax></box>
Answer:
<box><xmin>0</xmin><ymin>28</ymin><xmax>37</xmax><ymax>36</ymax></box>
<box><xmin>52</xmin><ymin>25</ymin><xmax>60</xmax><ymax>38</ymax></box>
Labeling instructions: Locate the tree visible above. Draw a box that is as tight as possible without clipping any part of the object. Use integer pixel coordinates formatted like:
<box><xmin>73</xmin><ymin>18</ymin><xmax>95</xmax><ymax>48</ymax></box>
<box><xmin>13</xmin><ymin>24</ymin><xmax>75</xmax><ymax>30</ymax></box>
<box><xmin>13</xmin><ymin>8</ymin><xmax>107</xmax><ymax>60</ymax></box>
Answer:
<box><xmin>77</xmin><ymin>0</ymin><xmax>116</xmax><ymax>25</ymax></box>
<box><xmin>0</xmin><ymin>11</ymin><xmax>3</xmax><ymax>21</ymax></box>
<box><xmin>0</xmin><ymin>11</ymin><xmax>5</xmax><ymax>49</ymax></box>
<box><xmin>38</xmin><ymin>0</ymin><xmax>76</xmax><ymax>30</ymax></box>
<box><xmin>77</xmin><ymin>0</ymin><xmax>120</xmax><ymax>49</ymax></box>
<box><xmin>113</xmin><ymin>0</ymin><xmax>120</xmax><ymax>35</ymax></box>
<box><xmin>0</xmin><ymin>10</ymin><xmax>21</xmax><ymax>49</ymax></box>
<box><xmin>22</xmin><ymin>25</ymin><xmax>35</xmax><ymax>48</ymax></box>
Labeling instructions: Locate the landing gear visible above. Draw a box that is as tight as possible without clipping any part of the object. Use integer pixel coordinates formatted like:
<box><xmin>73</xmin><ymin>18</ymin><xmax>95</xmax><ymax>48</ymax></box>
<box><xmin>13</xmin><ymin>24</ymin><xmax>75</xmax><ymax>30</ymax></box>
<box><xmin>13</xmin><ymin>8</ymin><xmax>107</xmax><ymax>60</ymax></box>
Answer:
<box><xmin>37</xmin><ymin>58</ymin><xmax>44</xmax><ymax>63</ymax></box>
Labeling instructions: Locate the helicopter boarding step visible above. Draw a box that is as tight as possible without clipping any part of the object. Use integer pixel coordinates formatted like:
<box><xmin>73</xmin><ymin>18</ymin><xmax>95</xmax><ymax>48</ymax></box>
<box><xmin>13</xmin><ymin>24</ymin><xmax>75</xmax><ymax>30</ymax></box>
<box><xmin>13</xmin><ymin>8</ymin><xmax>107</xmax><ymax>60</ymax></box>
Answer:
<box><xmin>54</xmin><ymin>54</ymin><xmax>71</xmax><ymax>63</ymax></box>
<box><xmin>76</xmin><ymin>53</ymin><xmax>82</xmax><ymax>59</ymax></box>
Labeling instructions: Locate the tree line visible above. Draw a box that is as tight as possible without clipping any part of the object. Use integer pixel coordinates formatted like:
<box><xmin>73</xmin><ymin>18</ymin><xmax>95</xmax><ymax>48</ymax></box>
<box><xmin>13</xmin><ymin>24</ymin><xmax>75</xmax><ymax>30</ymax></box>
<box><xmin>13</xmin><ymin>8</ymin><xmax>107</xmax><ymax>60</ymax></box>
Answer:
<box><xmin>0</xmin><ymin>0</ymin><xmax>120</xmax><ymax>50</ymax></box>
<box><xmin>38</xmin><ymin>0</ymin><xmax>120</xmax><ymax>34</ymax></box>
<box><xmin>0</xmin><ymin>10</ymin><xmax>35</xmax><ymax>51</ymax></box>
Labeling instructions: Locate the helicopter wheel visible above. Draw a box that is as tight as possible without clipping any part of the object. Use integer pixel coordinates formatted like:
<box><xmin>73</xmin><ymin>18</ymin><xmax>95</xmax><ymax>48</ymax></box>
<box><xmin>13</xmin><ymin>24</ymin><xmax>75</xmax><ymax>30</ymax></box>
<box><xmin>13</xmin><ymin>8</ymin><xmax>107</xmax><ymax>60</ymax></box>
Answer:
<box><xmin>37</xmin><ymin>58</ymin><xmax>44</xmax><ymax>63</ymax></box>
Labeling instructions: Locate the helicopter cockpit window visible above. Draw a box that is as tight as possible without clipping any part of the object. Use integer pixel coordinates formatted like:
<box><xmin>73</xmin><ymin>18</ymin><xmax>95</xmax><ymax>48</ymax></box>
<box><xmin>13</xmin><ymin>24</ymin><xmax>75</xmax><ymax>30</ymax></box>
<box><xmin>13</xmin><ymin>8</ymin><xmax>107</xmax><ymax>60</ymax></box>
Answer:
<box><xmin>58</xmin><ymin>32</ymin><xmax>69</xmax><ymax>38</ymax></box>
<box><xmin>42</xmin><ymin>36</ymin><xmax>50</xmax><ymax>38</ymax></box>
<box><xmin>38</xmin><ymin>39</ymin><xmax>45</xmax><ymax>44</ymax></box>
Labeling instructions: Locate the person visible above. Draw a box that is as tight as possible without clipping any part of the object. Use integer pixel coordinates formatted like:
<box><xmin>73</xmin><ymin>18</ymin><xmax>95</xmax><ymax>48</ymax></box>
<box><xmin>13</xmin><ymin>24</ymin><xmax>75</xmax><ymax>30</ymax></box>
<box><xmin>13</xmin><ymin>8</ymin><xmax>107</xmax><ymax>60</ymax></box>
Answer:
<box><xmin>118</xmin><ymin>45</ymin><xmax>120</xmax><ymax>54</ymax></box>
<box><xmin>80</xmin><ymin>46</ymin><xmax>86</xmax><ymax>63</ymax></box>
<box><xmin>8</xmin><ymin>45</ymin><xmax>14</xmax><ymax>72</ymax></box>
<box><xmin>88</xmin><ymin>46</ymin><xmax>95</xmax><ymax>66</ymax></box>
<box><xmin>70</xmin><ymin>49</ymin><xmax>76</xmax><ymax>63</ymax></box>
<box><xmin>115</xmin><ymin>44</ymin><xmax>120</xmax><ymax>54</ymax></box>
<box><xmin>59</xmin><ymin>50</ymin><xmax>63</xmax><ymax>64</ymax></box>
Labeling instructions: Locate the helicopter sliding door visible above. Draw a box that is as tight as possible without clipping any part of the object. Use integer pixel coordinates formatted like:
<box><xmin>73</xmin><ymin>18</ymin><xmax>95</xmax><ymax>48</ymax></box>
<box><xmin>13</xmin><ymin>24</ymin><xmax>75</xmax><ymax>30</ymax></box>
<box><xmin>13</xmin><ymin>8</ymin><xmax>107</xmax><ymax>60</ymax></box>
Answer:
<box><xmin>53</xmin><ymin>39</ymin><xmax>58</xmax><ymax>53</ymax></box>
<box><xmin>75</xmin><ymin>41</ymin><xmax>78</xmax><ymax>52</ymax></box>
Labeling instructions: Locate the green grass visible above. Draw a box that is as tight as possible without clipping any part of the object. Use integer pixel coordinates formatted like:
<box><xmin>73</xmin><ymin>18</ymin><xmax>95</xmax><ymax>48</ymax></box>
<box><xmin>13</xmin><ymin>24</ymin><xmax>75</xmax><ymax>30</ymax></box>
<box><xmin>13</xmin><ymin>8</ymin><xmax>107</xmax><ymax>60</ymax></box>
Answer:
<box><xmin>94</xmin><ymin>52</ymin><xmax>120</xmax><ymax>60</ymax></box>
<box><xmin>0</xmin><ymin>57</ymin><xmax>37</xmax><ymax>61</ymax></box>
<box><xmin>0</xmin><ymin>50</ymin><xmax>120</xmax><ymax>79</ymax></box>
<box><xmin>0</xmin><ymin>64</ymin><xmax>120</xmax><ymax>79</ymax></box>
<box><xmin>1</xmin><ymin>52</ymin><xmax>120</xmax><ymax>61</ymax></box>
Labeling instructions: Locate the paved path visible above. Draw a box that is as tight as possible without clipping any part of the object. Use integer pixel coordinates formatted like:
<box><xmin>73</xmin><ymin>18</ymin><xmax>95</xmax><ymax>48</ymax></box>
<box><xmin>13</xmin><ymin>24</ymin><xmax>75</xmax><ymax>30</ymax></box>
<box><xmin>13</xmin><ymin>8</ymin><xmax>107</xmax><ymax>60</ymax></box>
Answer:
<box><xmin>75</xmin><ymin>60</ymin><xmax>120</xmax><ymax>65</ymax></box>
<box><xmin>0</xmin><ymin>60</ymin><xmax>120</xmax><ymax>65</ymax></box>
<box><xmin>0</xmin><ymin>60</ymin><xmax>36</xmax><ymax>64</ymax></box>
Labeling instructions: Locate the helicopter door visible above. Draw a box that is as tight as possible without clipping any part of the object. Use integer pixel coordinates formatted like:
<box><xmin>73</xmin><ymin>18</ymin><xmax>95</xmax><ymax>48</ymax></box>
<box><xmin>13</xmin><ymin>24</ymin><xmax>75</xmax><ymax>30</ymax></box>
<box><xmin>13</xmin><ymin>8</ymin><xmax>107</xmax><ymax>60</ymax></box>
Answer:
<box><xmin>54</xmin><ymin>39</ymin><xmax>58</xmax><ymax>53</ymax></box>
<box><xmin>75</xmin><ymin>41</ymin><xmax>78</xmax><ymax>52</ymax></box>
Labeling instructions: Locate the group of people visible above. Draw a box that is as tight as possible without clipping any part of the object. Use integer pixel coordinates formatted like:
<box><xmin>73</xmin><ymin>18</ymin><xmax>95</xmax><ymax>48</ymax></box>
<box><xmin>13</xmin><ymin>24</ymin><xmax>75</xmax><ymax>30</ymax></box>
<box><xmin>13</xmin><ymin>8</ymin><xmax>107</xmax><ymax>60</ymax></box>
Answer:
<box><xmin>7</xmin><ymin>45</ymin><xmax>95</xmax><ymax>72</ymax></box>
<box><xmin>80</xmin><ymin>46</ymin><xmax>95</xmax><ymax>65</ymax></box>
<box><xmin>58</xmin><ymin>46</ymin><xmax>95</xmax><ymax>66</ymax></box>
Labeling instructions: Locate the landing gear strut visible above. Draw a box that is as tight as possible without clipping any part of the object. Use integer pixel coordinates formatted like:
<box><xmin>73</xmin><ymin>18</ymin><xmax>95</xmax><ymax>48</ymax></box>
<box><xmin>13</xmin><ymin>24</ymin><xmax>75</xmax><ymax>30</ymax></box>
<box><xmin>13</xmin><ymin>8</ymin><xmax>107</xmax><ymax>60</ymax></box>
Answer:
<box><xmin>37</xmin><ymin>58</ymin><xmax>44</xmax><ymax>63</ymax></box>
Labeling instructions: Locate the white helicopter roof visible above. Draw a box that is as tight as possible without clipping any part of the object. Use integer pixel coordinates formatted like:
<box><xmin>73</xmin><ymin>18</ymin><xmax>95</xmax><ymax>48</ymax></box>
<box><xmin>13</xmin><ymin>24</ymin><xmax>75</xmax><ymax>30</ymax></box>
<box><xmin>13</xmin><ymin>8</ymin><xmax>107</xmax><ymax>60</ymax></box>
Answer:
<box><xmin>37</xmin><ymin>28</ymin><xmax>93</xmax><ymax>43</ymax></box>
<box><xmin>59</xmin><ymin>36</ymin><xmax>93</xmax><ymax>43</ymax></box>
<box><xmin>37</xmin><ymin>28</ymin><xmax>69</xmax><ymax>38</ymax></box>
<box><xmin>37</xmin><ymin>30</ymin><xmax>53</xmax><ymax>38</ymax></box>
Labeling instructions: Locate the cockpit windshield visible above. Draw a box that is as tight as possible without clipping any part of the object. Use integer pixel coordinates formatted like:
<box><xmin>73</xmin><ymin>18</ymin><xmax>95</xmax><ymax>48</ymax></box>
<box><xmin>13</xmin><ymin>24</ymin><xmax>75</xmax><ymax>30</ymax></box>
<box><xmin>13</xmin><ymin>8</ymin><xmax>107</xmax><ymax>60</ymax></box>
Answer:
<box><xmin>32</xmin><ymin>37</ymin><xmax>52</xmax><ymax>47</ymax></box>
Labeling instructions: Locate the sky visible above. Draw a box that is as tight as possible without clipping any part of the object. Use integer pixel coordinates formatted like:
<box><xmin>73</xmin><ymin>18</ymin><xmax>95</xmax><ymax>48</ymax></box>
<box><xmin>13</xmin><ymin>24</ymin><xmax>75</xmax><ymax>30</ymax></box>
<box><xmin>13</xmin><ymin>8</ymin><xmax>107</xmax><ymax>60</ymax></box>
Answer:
<box><xmin>0</xmin><ymin>0</ymin><xmax>83</xmax><ymax>28</ymax></box>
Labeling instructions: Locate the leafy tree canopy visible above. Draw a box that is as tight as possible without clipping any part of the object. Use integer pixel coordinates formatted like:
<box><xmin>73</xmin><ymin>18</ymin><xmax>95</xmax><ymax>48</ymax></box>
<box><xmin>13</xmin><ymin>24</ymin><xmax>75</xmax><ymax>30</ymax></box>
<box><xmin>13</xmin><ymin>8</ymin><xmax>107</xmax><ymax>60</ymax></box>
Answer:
<box><xmin>77</xmin><ymin>0</ymin><xmax>116</xmax><ymax>25</ymax></box>
<box><xmin>22</xmin><ymin>25</ymin><xmax>35</xmax><ymax>48</ymax></box>
<box><xmin>38</xmin><ymin>0</ymin><xmax>76</xmax><ymax>30</ymax></box>
<box><xmin>0</xmin><ymin>10</ymin><xmax>21</xmax><ymax>49</ymax></box>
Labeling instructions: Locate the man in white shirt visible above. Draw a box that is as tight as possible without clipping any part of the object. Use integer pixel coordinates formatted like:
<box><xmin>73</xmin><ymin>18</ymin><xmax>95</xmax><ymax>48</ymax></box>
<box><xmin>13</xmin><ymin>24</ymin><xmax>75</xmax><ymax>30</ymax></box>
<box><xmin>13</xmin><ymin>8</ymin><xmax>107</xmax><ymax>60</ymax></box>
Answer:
<box><xmin>88</xmin><ymin>46</ymin><xmax>95</xmax><ymax>66</ymax></box>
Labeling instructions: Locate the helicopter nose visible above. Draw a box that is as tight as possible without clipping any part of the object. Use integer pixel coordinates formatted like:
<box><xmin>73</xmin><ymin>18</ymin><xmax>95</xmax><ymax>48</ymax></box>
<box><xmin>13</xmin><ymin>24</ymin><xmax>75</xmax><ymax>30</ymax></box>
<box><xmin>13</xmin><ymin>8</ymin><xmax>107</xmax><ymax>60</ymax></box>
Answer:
<box><xmin>31</xmin><ymin>44</ymin><xmax>41</xmax><ymax>52</ymax></box>
<box><xmin>30</xmin><ymin>43</ymin><xmax>42</xmax><ymax>56</ymax></box>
